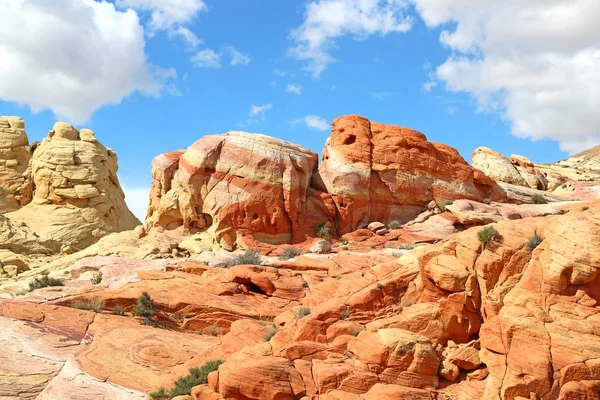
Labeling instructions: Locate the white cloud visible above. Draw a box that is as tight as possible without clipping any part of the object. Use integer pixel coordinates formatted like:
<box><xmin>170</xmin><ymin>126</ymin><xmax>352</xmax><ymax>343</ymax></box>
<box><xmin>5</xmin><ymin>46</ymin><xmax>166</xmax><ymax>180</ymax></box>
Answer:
<box><xmin>0</xmin><ymin>0</ymin><xmax>174</xmax><ymax>124</ymax></box>
<box><xmin>191</xmin><ymin>49</ymin><xmax>222</xmax><ymax>68</ymax></box>
<box><xmin>170</xmin><ymin>26</ymin><xmax>201</xmax><ymax>49</ymax></box>
<box><xmin>370</xmin><ymin>91</ymin><xmax>396</xmax><ymax>100</ymax></box>
<box><xmin>286</xmin><ymin>84</ymin><xmax>303</xmax><ymax>95</ymax></box>
<box><xmin>250</xmin><ymin>104</ymin><xmax>273</xmax><ymax>120</ymax></box>
<box><xmin>122</xmin><ymin>185</ymin><xmax>150</xmax><ymax>222</ymax></box>
<box><xmin>291</xmin><ymin>115</ymin><xmax>330</xmax><ymax>131</ymax></box>
<box><xmin>413</xmin><ymin>0</ymin><xmax>600</xmax><ymax>154</ymax></box>
<box><xmin>224</xmin><ymin>46</ymin><xmax>251</xmax><ymax>66</ymax></box>
<box><xmin>290</xmin><ymin>0</ymin><xmax>412</xmax><ymax>77</ymax></box>
<box><xmin>115</xmin><ymin>0</ymin><xmax>207</xmax><ymax>31</ymax></box>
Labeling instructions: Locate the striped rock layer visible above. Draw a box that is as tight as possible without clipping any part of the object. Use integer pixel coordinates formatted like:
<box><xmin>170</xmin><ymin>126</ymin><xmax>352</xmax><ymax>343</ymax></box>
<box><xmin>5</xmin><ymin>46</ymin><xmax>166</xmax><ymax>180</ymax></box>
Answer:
<box><xmin>0</xmin><ymin>116</ymin><xmax>32</xmax><ymax>212</ymax></box>
<box><xmin>147</xmin><ymin>115</ymin><xmax>505</xmax><ymax>245</ymax></box>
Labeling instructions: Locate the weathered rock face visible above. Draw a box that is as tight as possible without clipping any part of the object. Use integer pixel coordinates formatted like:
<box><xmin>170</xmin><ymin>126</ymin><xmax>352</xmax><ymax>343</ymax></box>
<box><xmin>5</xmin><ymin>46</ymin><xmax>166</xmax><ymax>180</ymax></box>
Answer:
<box><xmin>147</xmin><ymin>115</ymin><xmax>505</xmax><ymax>245</ymax></box>
<box><xmin>0</xmin><ymin>116</ymin><xmax>32</xmax><ymax>212</ymax></box>
<box><xmin>472</xmin><ymin>146</ymin><xmax>549</xmax><ymax>190</ymax></box>
<box><xmin>146</xmin><ymin>131</ymin><xmax>332</xmax><ymax>247</ymax></box>
<box><xmin>5</xmin><ymin>122</ymin><xmax>140</xmax><ymax>250</ymax></box>
<box><xmin>319</xmin><ymin>116</ymin><xmax>506</xmax><ymax>233</ymax></box>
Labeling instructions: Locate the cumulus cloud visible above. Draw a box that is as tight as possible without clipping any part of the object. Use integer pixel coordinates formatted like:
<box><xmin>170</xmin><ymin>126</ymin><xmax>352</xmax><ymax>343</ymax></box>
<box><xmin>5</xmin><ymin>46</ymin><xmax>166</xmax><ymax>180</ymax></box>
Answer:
<box><xmin>413</xmin><ymin>0</ymin><xmax>600</xmax><ymax>153</ymax></box>
<box><xmin>286</xmin><ymin>84</ymin><xmax>303</xmax><ymax>95</ymax></box>
<box><xmin>170</xmin><ymin>26</ymin><xmax>202</xmax><ymax>49</ymax></box>
<box><xmin>250</xmin><ymin>104</ymin><xmax>273</xmax><ymax>120</ymax></box>
<box><xmin>291</xmin><ymin>115</ymin><xmax>330</xmax><ymax>131</ymax></box>
<box><xmin>115</xmin><ymin>0</ymin><xmax>207</xmax><ymax>31</ymax></box>
<box><xmin>290</xmin><ymin>0</ymin><xmax>412</xmax><ymax>77</ymax></box>
<box><xmin>0</xmin><ymin>0</ymin><xmax>175</xmax><ymax>124</ymax></box>
<box><xmin>224</xmin><ymin>46</ymin><xmax>251</xmax><ymax>66</ymax></box>
<box><xmin>191</xmin><ymin>49</ymin><xmax>222</xmax><ymax>68</ymax></box>
<box><xmin>122</xmin><ymin>185</ymin><xmax>150</xmax><ymax>222</ymax></box>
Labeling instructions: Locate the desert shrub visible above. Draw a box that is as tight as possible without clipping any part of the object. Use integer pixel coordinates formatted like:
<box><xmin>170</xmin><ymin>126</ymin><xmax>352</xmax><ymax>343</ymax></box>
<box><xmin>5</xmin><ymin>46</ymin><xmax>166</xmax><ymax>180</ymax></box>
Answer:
<box><xmin>296</xmin><ymin>306</ymin><xmax>311</xmax><ymax>319</ymax></box>
<box><xmin>72</xmin><ymin>297</ymin><xmax>105</xmax><ymax>313</ymax></box>
<box><xmin>112</xmin><ymin>305</ymin><xmax>126</xmax><ymax>316</ymax></box>
<box><xmin>478</xmin><ymin>225</ymin><xmax>501</xmax><ymax>246</ymax></box>
<box><xmin>582</xmin><ymin>206</ymin><xmax>590</xmax><ymax>211</ymax></box>
<box><xmin>132</xmin><ymin>292</ymin><xmax>156</xmax><ymax>318</ymax></box>
<box><xmin>28</xmin><ymin>274</ymin><xmax>64</xmax><ymax>292</ymax></box>
<box><xmin>387</xmin><ymin>220</ymin><xmax>401</xmax><ymax>229</ymax></box>
<box><xmin>482</xmin><ymin>198</ymin><xmax>491</xmax><ymax>205</ymax></box>
<box><xmin>264</xmin><ymin>327</ymin><xmax>277</xmax><ymax>341</ymax></box>
<box><xmin>225</xmin><ymin>250</ymin><xmax>262</xmax><ymax>267</ymax></box>
<box><xmin>204</xmin><ymin>326</ymin><xmax>219</xmax><ymax>336</ymax></box>
<box><xmin>316</xmin><ymin>222</ymin><xmax>332</xmax><ymax>240</ymax></box>
<box><xmin>90</xmin><ymin>271</ymin><xmax>103</xmax><ymax>285</ymax></box>
<box><xmin>528</xmin><ymin>231</ymin><xmax>543</xmax><ymax>250</ymax></box>
<box><xmin>279</xmin><ymin>246</ymin><xmax>302</xmax><ymax>260</ymax></box>
<box><xmin>439</xmin><ymin>200</ymin><xmax>454</xmax><ymax>212</ymax></box>
<box><xmin>397</xmin><ymin>243</ymin><xmax>415</xmax><ymax>250</ymax></box>
<box><xmin>531</xmin><ymin>194</ymin><xmax>548</xmax><ymax>204</ymax></box>
<box><xmin>150</xmin><ymin>360</ymin><xmax>224</xmax><ymax>399</ymax></box>
<box><xmin>350</xmin><ymin>328</ymin><xmax>361</xmax><ymax>337</ymax></box>
<box><xmin>377</xmin><ymin>282</ymin><xmax>384</xmax><ymax>290</ymax></box>
<box><xmin>340</xmin><ymin>308</ymin><xmax>351</xmax><ymax>320</ymax></box>
<box><xmin>396</xmin><ymin>305</ymin><xmax>403</xmax><ymax>313</ymax></box>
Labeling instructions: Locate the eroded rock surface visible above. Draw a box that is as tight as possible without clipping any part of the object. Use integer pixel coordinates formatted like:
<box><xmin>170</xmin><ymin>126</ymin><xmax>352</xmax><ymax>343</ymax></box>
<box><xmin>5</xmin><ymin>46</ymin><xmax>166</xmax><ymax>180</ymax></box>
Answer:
<box><xmin>0</xmin><ymin>116</ymin><xmax>32</xmax><ymax>212</ymax></box>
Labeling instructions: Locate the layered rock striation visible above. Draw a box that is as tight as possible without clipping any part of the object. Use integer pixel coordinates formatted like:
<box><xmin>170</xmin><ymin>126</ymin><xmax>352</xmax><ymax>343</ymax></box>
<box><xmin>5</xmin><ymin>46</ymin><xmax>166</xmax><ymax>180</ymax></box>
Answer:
<box><xmin>0</xmin><ymin>119</ymin><xmax>139</xmax><ymax>259</ymax></box>
<box><xmin>147</xmin><ymin>115</ymin><xmax>506</xmax><ymax>246</ymax></box>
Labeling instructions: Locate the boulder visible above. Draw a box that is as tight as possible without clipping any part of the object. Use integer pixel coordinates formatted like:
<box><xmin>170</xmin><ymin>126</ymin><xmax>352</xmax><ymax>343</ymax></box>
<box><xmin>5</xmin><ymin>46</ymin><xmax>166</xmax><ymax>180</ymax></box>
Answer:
<box><xmin>0</xmin><ymin>116</ymin><xmax>32</xmax><ymax>212</ymax></box>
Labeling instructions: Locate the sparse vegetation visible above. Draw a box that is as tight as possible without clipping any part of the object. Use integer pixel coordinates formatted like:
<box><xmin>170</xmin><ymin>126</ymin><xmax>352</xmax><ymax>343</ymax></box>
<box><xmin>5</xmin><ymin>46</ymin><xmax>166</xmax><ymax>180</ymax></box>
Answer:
<box><xmin>72</xmin><ymin>297</ymin><xmax>105</xmax><ymax>313</ymax></box>
<box><xmin>204</xmin><ymin>326</ymin><xmax>219</xmax><ymax>336</ymax></box>
<box><xmin>482</xmin><ymin>198</ymin><xmax>491</xmax><ymax>205</ymax></box>
<box><xmin>112</xmin><ymin>305</ymin><xmax>126</xmax><ymax>316</ymax></box>
<box><xmin>316</xmin><ymin>222</ymin><xmax>333</xmax><ymax>240</ymax></box>
<box><xmin>264</xmin><ymin>327</ymin><xmax>277</xmax><ymax>341</ymax></box>
<box><xmin>387</xmin><ymin>220</ymin><xmax>401</xmax><ymax>229</ymax></box>
<box><xmin>397</xmin><ymin>243</ymin><xmax>415</xmax><ymax>250</ymax></box>
<box><xmin>396</xmin><ymin>305</ymin><xmax>403</xmax><ymax>313</ymax></box>
<box><xmin>350</xmin><ymin>328</ymin><xmax>361</xmax><ymax>337</ymax></box>
<box><xmin>582</xmin><ymin>206</ymin><xmax>590</xmax><ymax>211</ymax></box>
<box><xmin>377</xmin><ymin>282</ymin><xmax>384</xmax><ymax>290</ymax></box>
<box><xmin>531</xmin><ymin>193</ymin><xmax>548</xmax><ymax>204</ymax></box>
<box><xmin>225</xmin><ymin>250</ymin><xmax>262</xmax><ymax>267</ymax></box>
<box><xmin>27</xmin><ymin>274</ymin><xmax>64</xmax><ymax>292</ymax></box>
<box><xmin>439</xmin><ymin>200</ymin><xmax>454</xmax><ymax>212</ymax></box>
<box><xmin>296</xmin><ymin>306</ymin><xmax>311</xmax><ymax>319</ymax></box>
<box><xmin>340</xmin><ymin>308</ymin><xmax>351</xmax><ymax>320</ymax></box>
<box><xmin>279</xmin><ymin>246</ymin><xmax>302</xmax><ymax>260</ymax></box>
<box><xmin>90</xmin><ymin>271</ymin><xmax>103</xmax><ymax>285</ymax></box>
<box><xmin>132</xmin><ymin>292</ymin><xmax>156</xmax><ymax>318</ymax></box>
<box><xmin>528</xmin><ymin>231</ymin><xmax>543</xmax><ymax>250</ymax></box>
<box><xmin>478</xmin><ymin>225</ymin><xmax>501</xmax><ymax>246</ymax></box>
<box><xmin>150</xmin><ymin>360</ymin><xmax>224</xmax><ymax>399</ymax></box>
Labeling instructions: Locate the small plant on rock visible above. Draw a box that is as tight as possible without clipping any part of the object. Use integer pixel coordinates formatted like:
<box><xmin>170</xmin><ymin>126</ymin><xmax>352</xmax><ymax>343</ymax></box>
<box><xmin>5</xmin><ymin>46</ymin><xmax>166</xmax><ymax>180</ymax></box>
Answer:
<box><xmin>340</xmin><ymin>308</ymin><xmax>351</xmax><ymax>320</ymax></box>
<box><xmin>387</xmin><ymin>220</ymin><xmax>401</xmax><ymax>229</ymax></box>
<box><xmin>482</xmin><ymin>198</ymin><xmax>491</xmax><ymax>205</ymax></box>
<box><xmin>531</xmin><ymin>193</ymin><xmax>548</xmax><ymax>204</ymax></box>
<box><xmin>132</xmin><ymin>291</ymin><xmax>156</xmax><ymax>318</ymax></box>
<box><xmin>264</xmin><ymin>327</ymin><xmax>277</xmax><ymax>341</ymax></box>
<box><xmin>350</xmin><ymin>328</ymin><xmax>361</xmax><ymax>337</ymax></box>
<box><xmin>396</xmin><ymin>305</ymin><xmax>403</xmax><ymax>313</ymax></box>
<box><xmin>528</xmin><ymin>231</ymin><xmax>543</xmax><ymax>250</ymax></box>
<box><xmin>279</xmin><ymin>246</ymin><xmax>302</xmax><ymax>260</ymax></box>
<box><xmin>296</xmin><ymin>306</ymin><xmax>311</xmax><ymax>319</ymax></box>
<box><xmin>377</xmin><ymin>282</ymin><xmax>384</xmax><ymax>290</ymax></box>
<box><xmin>225</xmin><ymin>250</ymin><xmax>262</xmax><ymax>267</ymax></box>
<box><xmin>28</xmin><ymin>274</ymin><xmax>64</xmax><ymax>292</ymax></box>
<box><xmin>90</xmin><ymin>271</ymin><xmax>103</xmax><ymax>285</ymax></box>
<box><xmin>72</xmin><ymin>297</ymin><xmax>105</xmax><ymax>313</ymax></box>
<box><xmin>582</xmin><ymin>206</ymin><xmax>590</xmax><ymax>211</ymax></box>
<box><xmin>150</xmin><ymin>360</ymin><xmax>224</xmax><ymax>399</ymax></box>
<box><xmin>397</xmin><ymin>243</ymin><xmax>415</xmax><ymax>250</ymax></box>
<box><xmin>316</xmin><ymin>222</ymin><xmax>332</xmax><ymax>240</ymax></box>
<box><xmin>112</xmin><ymin>305</ymin><xmax>126</xmax><ymax>316</ymax></box>
<box><xmin>438</xmin><ymin>200</ymin><xmax>454</xmax><ymax>212</ymax></box>
<box><xmin>204</xmin><ymin>326</ymin><xmax>219</xmax><ymax>336</ymax></box>
<box><xmin>478</xmin><ymin>225</ymin><xmax>501</xmax><ymax>247</ymax></box>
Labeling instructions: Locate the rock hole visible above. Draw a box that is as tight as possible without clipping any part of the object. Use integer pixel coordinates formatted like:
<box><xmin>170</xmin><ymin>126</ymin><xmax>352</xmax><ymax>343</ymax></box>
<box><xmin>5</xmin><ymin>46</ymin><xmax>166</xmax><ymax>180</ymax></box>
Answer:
<box><xmin>344</xmin><ymin>135</ymin><xmax>356</xmax><ymax>145</ymax></box>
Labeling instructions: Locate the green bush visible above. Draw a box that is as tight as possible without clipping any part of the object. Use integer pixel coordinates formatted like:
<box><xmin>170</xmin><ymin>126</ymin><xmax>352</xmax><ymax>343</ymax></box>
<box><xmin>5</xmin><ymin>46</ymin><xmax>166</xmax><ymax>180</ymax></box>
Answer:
<box><xmin>387</xmin><ymin>220</ymin><xmax>401</xmax><ymax>229</ymax></box>
<box><xmin>296</xmin><ymin>306</ymin><xmax>311</xmax><ymax>319</ymax></box>
<box><xmin>528</xmin><ymin>231</ymin><xmax>543</xmax><ymax>250</ymax></box>
<box><xmin>340</xmin><ymin>308</ymin><xmax>351</xmax><ymax>320</ymax></box>
<box><xmin>531</xmin><ymin>194</ymin><xmax>548</xmax><ymax>204</ymax></box>
<box><xmin>264</xmin><ymin>327</ymin><xmax>277</xmax><ymax>341</ymax></box>
<box><xmin>279</xmin><ymin>246</ymin><xmax>302</xmax><ymax>260</ymax></box>
<box><xmin>397</xmin><ymin>243</ymin><xmax>415</xmax><ymax>250</ymax></box>
<box><xmin>132</xmin><ymin>292</ymin><xmax>156</xmax><ymax>318</ymax></box>
<box><xmin>582</xmin><ymin>206</ymin><xmax>590</xmax><ymax>211</ymax></box>
<box><xmin>204</xmin><ymin>326</ymin><xmax>219</xmax><ymax>336</ymax></box>
<box><xmin>478</xmin><ymin>225</ymin><xmax>501</xmax><ymax>246</ymax></box>
<box><xmin>316</xmin><ymin>222</ymin><xmax>332</xmax><ymax>240</ymax></box>
<box><xmin>482</xmin><ymin>198</ymin><xmax>491</xmax><ymax>205</ymax></box>
<box><xmin>438</xmin><ymin>200</ymin><xmax>454</xmax><ymax>212</ymax></box>
<box><xmin>28</xmin><ymin>274</ymin><xmax>64</xmax><ymax>292</ymax></box>
<box><xmin>150</xmin><ymin>360</ymin><xmax>224</xmax><ymax>399</ymax></box>
<box><xmin>225</xmin><ymin>250</ymin><xmax>262</xmax><ymax>267</ymax></box>
<box><xmin>90</xmin><ymin>271</ymin><xmax>103</xmax><ymax>285</ymax></box>
<box><xmin>72</xmin><ymin>297</ymin><xmax>105</xmax><ymax>313</ymax></box>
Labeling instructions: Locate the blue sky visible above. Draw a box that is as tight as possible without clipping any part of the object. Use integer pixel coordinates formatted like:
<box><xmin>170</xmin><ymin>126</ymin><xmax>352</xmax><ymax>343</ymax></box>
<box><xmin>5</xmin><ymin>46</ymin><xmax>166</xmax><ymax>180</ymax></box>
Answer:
<box><xmin>1</xmin><ymin>0</ymin><xmax>598</xmax><ymax>219</ymax></box>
